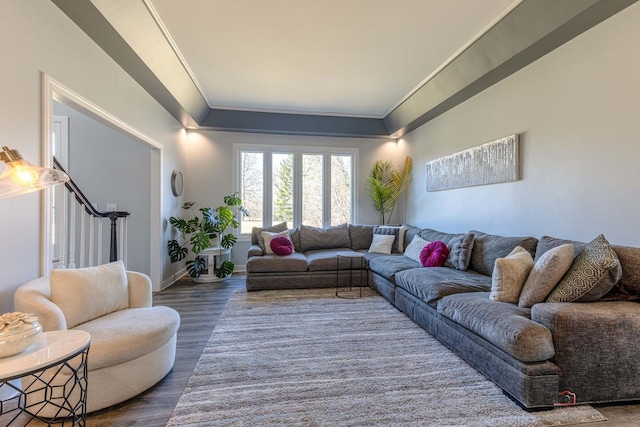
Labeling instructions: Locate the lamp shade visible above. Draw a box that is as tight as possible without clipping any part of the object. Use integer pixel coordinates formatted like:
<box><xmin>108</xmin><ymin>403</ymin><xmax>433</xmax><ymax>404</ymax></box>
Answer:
<box><xmin>0</xmin><ymin>146</ymin><xmax>70</xmax><ymax>200</ymax></box>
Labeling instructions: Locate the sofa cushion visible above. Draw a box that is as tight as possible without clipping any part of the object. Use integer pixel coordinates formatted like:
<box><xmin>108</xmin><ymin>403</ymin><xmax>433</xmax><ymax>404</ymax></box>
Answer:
<box><xmin>490</xmin><ymin>246</ymin><xmax>534</xmax><ymax>304</ymax></box>
<box><xmin>252</xmin><ymin>222</ymin><xmax>288</xmax><ymax>246</ymax></box>
<box><xmin>437</xmin><ymin>292</ymin><xmax>555</xmax><ymax>363</ymax></box>
<box><xmin>404</xmin><ymin>235</ymin><xmax>429</xmax><ymax>264</ymax></box>
<box><xmin>246</xmin><ymin>253</ymin><xmax>308</xmax><ymax>273</ymax></box>
<box><xmin>50</xmin><ymin>261</ymin><xmax>129</xmax><ymax>329</ymax></box>
<box><xmin>368</xmin><ymin>255</ymin><xmax>420</xmax><ymax>282</ymax></box>
<box><xmin>395</xmin><ymin>267</ymin><xmax>491</xmax><ymax>306</ymax></box>
<box><xmin>373</xmin><ymin>226</ymin><xmax>400</xmax><ymax>253</ymax></box>
<box><xmin>348</xmin><ymin>224</ymin><xmax>375</xmax><ymax>250</ymax></box>
<box><xmin>74</xmin><ymin>305</ymin><xmax>180</xmax><ymax>370</ymax></box>
<box><xmin>307</xmin><ymin>249</ymin><xmax>364</xmax><ymax>272</ymax></box>
<box><xmin>289</xmin><ymin>226</ymin><xmax>302</xmax><ymax>252</ymax></box>
<box><xmin>469</xmin><ymin>230</ymin><xmax>538</xmax><ymax>276</ymax></box>
<box><xmin>546</xmin><ymin>234</ymin><xmax>622</xmax><ymax>302</ymax></box>
<box><xmin>420</xmin><ymin>241</ymin><xmax>449</xmax><ymax>267</ymax></box>
<box><xmin>421</xmin><ymin>229</ymin><xmax>474</xmax><ymax>271</ymax></box>
<box><xmin>519</xmin><ymin>243</ymin><xmax>575</xmax><ymax>308</ymax></box>
<box><xmin>270</xmin><ymin>236</ymin><xmax>294</xmax><ymax>256</ymax></box>
<box><xmin>300</xmin><ymin>224</ymin><xmax>350</xmax><ymax>251</ymax></box>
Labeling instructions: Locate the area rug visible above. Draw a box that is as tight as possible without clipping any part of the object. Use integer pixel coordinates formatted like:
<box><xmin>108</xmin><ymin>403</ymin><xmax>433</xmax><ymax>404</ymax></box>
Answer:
<box><xmin>166</xmin><ymin>288</ymin><xmax>606</xmax><ymax>426</ymax></box>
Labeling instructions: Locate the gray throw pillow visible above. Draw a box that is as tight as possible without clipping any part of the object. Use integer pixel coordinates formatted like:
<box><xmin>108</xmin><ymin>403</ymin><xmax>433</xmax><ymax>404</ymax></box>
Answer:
<box><xmin>300</xmin><ymin>224</ymin><xmax>350</xmax><ymax>251</ymax></box>
<box><xmin>518</xmin><ymin>243</ymin><xmax>575</xmax><ymax>308</ymax></box>
<box><xmin>546</xmin><ymin>234</ymin><xmax>622</xmax><ymax>303</ymax></box>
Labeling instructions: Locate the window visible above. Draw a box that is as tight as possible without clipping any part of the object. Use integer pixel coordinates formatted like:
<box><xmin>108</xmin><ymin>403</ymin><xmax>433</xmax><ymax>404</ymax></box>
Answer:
<box><xmin>235</xmin><ymin>145</ymin><xmax>357</xmax><ymax>234</ymax></box>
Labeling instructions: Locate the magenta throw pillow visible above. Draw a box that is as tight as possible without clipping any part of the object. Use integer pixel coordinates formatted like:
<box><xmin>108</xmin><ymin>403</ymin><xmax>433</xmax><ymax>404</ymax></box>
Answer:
<box><xmin>420</xmin><ymin>241</ymin><xmax>450</xmax><ymax>267</ymax></box>
<box><xmin>270</xmin><ymin>236</ymin><xmax>293</xmax><ymax>256</ymax></box>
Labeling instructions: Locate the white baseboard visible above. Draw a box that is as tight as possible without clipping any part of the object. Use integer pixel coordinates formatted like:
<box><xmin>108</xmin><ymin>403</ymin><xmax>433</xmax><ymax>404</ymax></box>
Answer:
<box><xmin>161</xmin><ymin>266</ymin><xmax>187</xmax><ymax>291</ymax></box>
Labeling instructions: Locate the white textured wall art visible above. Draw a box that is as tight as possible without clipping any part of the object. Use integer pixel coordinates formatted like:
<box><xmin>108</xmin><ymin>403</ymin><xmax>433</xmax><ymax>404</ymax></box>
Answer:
<box><xmin>426</xmin><ymin>134</ymin><xmax>519</xmax><ymax>192</ymax></box>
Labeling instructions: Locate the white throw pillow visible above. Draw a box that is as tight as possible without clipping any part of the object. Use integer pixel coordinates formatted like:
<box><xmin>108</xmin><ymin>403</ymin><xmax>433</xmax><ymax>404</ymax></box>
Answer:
<box><xmin>368</xmin><ymin>234</ymin><xmax>396</xmax><ymax>254</ymax></box>
<box><xmin>490</xmin><ymin>246</ymin><xmax>534</xmax><ymax>304</ymax></box>
<box><xmin>404</xmin><ymin>235</ymin><xmax>429</xmax><ymax>263</ymax></box>
<box><xmin>261</xmin><ymin>230</ymin><xmax>291</xmax><ymax>255</ymax></box>
<box><xmin>50</xmin><ymin>260</ymin><xmax>129</xmax><ymax>329</ymax></box>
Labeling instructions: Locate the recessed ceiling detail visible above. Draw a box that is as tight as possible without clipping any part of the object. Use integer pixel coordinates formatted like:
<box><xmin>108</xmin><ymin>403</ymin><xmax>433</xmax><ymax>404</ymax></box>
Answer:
<box><xmin>53</xmin><ymin>0</ymin><xmax>638</xmax><ymax>138</ymax></box>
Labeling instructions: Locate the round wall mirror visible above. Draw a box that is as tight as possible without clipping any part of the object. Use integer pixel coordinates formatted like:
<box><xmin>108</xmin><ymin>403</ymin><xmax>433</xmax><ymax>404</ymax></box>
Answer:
<box><xmin>171</xmin><ymin>170</ymin><xmax>183</xmax><ymax>197</ymax></box>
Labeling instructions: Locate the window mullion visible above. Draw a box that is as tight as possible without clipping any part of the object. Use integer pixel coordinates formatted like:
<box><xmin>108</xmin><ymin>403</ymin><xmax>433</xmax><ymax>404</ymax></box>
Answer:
<box><xmin>264</xmin><ymin>151</ymin><xmax>272</xmax><ymax>227</ymax></box>
<box><xmin>323</xmin><ymin>153</ymin><xmax>331</xmax><ymax>227</ymax></box>
<box><xmin>293</xmin><ymin>152</ymin><xmax>302</xmax><ymax>227</ymax></box>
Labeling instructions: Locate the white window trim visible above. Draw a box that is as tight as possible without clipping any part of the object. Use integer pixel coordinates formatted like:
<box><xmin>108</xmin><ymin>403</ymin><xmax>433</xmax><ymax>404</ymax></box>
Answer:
<box><xmin>233</xmin><ymin>143</ymin><xmax>359</xmax><ymax>239</ymax></box>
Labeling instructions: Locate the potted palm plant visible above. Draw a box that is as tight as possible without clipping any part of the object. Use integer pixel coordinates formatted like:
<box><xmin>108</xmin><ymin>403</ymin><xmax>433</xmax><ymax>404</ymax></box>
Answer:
<box><xmin>366</xmin><ymin>156</ymin><xmax>413</xmax><ymax>225</ymax></box>
<box><xmin>167</xmin><ymin>192</ymin><xmax>248</xmax><ymax>279</ymax></box>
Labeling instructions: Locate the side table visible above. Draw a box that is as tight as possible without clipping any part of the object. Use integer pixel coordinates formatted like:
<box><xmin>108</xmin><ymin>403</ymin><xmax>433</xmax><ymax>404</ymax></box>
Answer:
<box><xmin>0</xmin><ymin>330</ymin><xmax>90</xmax><ymax>426</ymax></box>
<box><xmin>195</xmin><ymin>246</ymin><xmax>232</xmax><ymax>283</ymax></box>
<box><xmin>336</xmin><ymin>251</ymin><xmax>367</xmax><ymax>298</ymax></box>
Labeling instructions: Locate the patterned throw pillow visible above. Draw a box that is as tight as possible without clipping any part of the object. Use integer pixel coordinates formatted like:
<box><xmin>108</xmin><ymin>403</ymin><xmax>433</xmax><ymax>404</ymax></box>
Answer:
<box><xmin>546</xmin><ymin>234</ymin><xmax>622</xmax><ymax>302</ymax></box>
<box><xmin>270</xmin><ymin>236</ymin><xmax>294</xmax><ymax>256</ymax></box>
<box><xmin>490</xmin><ymin>246</ymin><xmax>534</xmax><ymax>304</ymax></box>
<box><xmin>420</xmin><ymin>241</ymin><xmax>450</xmax><ymax>267</ymax></box>
<box><xmin>518</xmin><ymin>244</ymin><xmax>575</xmax><ymax>308</ymax></box>
<box><xmin>404</xmin><ymin>235</ymin><xmax>429</xmax><ymax>263</ymax></box>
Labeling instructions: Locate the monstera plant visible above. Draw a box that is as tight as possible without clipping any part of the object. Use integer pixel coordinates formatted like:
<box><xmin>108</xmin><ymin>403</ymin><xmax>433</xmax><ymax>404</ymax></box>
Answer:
<box><xmin>167</xmin><ymin>192</ymin><xmax>248</xmax><ymax>279</ymax></box>
<box><xmin>367</xmin><ymin>156</ymin><xmax>413</xmax><ymax>225</ymax></box>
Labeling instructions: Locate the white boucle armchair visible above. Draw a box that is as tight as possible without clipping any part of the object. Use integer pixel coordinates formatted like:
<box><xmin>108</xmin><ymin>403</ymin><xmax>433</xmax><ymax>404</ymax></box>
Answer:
<box><xmin>14</xmin><ymin>261</ymin><xmax>180</xmax><ymax>413</ymax></box>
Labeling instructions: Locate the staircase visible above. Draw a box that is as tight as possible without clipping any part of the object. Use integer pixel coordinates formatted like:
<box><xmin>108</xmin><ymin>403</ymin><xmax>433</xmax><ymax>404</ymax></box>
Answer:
<box><xmin>52</xmin><ymin>158</ymin><xmax>130</xmax><ymax>269</ymax></box>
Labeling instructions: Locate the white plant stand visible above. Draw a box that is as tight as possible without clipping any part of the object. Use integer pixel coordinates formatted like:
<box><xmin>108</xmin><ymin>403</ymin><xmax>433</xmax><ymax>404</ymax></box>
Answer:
<box><xmin>194</xmin><ymin>246</ymin><xmax>232</xmax><ymax>283</ymax></box>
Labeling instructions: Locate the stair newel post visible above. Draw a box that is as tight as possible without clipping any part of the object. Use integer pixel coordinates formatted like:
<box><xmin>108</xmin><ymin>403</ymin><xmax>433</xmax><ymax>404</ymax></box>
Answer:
<box><xmin>109</xmin><ymin>212</ymin><xmax>118</xmax><ymax>262</ymax></box>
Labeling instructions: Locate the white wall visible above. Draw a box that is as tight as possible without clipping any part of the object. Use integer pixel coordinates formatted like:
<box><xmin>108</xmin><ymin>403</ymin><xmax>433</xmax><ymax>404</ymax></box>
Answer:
<box><xmin>183</xmin><ymin>130</ymin><xmax>400</xmax><ymax>268</ymax></box>
<box><xmin>54</xmin><ymin>101</ymin><xmax>152</xmax><ymax>275</ymax></box>
<box><xmin>0</xmin><ymin>1</ymin><xmax>186</xmax><ymax>313</ymax></box>
<box><xmin>403</xmin><ymin>2</ymin><xmax>640</xmax><ymax>247</ymax></box>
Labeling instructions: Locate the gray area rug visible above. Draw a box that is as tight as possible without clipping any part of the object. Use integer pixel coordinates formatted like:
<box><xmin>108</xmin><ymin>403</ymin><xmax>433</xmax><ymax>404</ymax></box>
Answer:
<box><xmin>167</xmin><ymin>288</ymin><xmax>606</xmax><ymax>426</ymax></box>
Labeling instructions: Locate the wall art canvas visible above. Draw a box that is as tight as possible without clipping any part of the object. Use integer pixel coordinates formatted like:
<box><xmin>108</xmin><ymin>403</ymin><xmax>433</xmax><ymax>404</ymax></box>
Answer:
<box><xmin>426</xmin><ymin>134</ymin><xmax>519</xmax><ymax>192</ymax></box>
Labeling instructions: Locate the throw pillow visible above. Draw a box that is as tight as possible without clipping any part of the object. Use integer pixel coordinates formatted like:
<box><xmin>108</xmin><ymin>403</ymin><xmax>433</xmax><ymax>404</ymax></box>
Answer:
<box><xmin>490</xmin><ymin>246</ymin><xmax>534</xmax><ymax>304</ymax></box>
<box><xmin>444</xmin><ymin>233</ymin><xmax>475</xmax><ymax>271</ymax></box>
<box><xmin>420</xmin><ymin>241</ymin><xmax>450</xmax><ymax>267</ymax></box>
<box><xmin>270</xmin><ymin>236</ymin><xmax>294</xmax><ymax>256</ymax></box>
<box><xmin>253</xmin><ymin>222</ymin><xmax>288</xmax><ymax>248</ymax></box>
<box><xmin>518</xmin><ymin>244</ymin><xmax>575</xmax><ymax>308</ymax></box>
<box><xmin>546</xmin><ymin>234</ymin><xmax>622</xmax><ymax>302</ymax></box>
<box><xmin>404</xmin><ymin>235</ymin><xmax>429</xmax><ymax>263</ymax></box>
<box><xmin>261</xmin><ymin>230</ymin><xmax>291</xmax><ymax>255</ymax></box>
<box><xmin>50</xmin><ymin>260</ymin><xmax>129</xmax><ymax>329</ymax></box>
<box><xmin>368</xmin><ymin>234</ymin><xmax>396</xmax><ymax>254</ymax></box>
<box><xmin>373</xmin><ymin>226</ymin><xmax>400</xmax><ymax>252</ymax></box>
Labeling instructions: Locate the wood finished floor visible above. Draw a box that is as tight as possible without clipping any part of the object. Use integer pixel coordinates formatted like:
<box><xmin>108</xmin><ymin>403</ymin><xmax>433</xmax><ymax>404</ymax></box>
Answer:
<box><xmin>3</xmin><ymin>273</ymin><xmax>640</xmax><ymax>426</ymax></box>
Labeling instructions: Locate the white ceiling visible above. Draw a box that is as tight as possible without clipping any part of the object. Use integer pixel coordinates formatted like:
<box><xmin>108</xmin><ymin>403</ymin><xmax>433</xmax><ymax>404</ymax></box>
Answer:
<box><xmin>147</xmin><ymin>0</ymin><xmax>518</xmax><ymax>118</ymax></box>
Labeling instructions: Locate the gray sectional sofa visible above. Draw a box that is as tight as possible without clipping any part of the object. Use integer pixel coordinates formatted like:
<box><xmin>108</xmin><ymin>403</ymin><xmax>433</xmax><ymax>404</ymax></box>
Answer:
<box><xmin>246</xmin><ymin>223</ymin><xmax>640</xmax><ymax>410</ymax></box>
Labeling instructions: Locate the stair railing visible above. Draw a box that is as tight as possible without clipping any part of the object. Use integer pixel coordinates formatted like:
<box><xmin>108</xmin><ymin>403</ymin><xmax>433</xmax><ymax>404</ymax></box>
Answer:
<box><xmin>53</xmin><ymin>158</ymin><xmax>130</xmax><ymax>269</ymax></box>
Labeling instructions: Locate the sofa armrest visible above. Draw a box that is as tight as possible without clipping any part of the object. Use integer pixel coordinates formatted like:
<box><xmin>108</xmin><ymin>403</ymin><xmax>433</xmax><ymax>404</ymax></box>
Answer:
<box><xmin>532</xmin><ymin>301</ymin><xmax>640</xmax><ymax>401</ymax></box>
<box><xmin>127</xmin><ymin>271</ymin><xmax>152</xmax><ymax>308</ymax></box>
<box><xmin>14</xmin><ymin>277</ymin><xmax>67</xmax><ymax>332</ymax></box>
<box><xmin>248</xmin><ymin>244</ymin><xmax>264</xmax><ymax>257</ymax></box>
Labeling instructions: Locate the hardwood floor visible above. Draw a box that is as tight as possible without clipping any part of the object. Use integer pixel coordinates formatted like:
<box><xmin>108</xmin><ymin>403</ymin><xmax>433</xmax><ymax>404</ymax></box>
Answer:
<box><xmin>3</xmin><ymin>273</ymin><xmax>640</xmax><ymax>426</ymax></box>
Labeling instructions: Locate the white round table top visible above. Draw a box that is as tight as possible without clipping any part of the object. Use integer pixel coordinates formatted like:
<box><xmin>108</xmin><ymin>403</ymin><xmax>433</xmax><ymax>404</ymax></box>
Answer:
<box><xmin>0</xmin><ymin>330</ymin><xmax>90</xmax><ymax>380</ymax></box>
<box><xmin>336</xmin><ymin>251</ymin><xmax>366</xmax><ymax>258</ymax></box>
